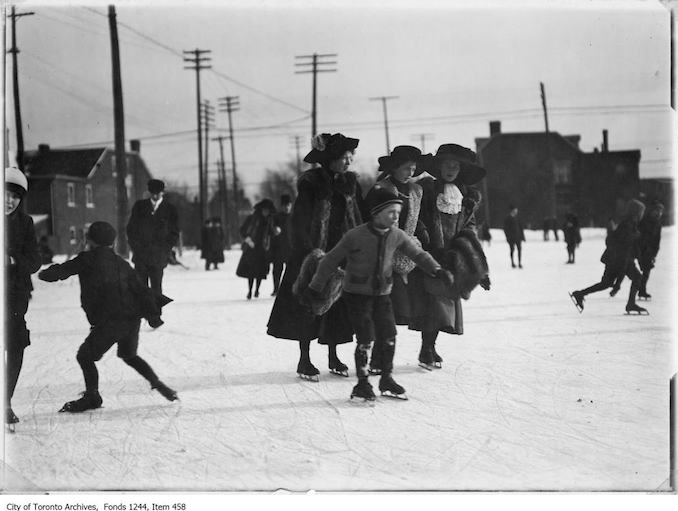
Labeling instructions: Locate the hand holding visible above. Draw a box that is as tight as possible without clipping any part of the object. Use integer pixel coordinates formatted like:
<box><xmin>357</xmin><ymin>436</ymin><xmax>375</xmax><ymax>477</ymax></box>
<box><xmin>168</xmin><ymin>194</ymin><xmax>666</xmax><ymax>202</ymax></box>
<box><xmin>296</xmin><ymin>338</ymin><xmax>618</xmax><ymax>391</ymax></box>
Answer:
<box><xmin>479</xmin><ymin>275</ymin><xmax>491</xmax><ymax>291</ymax></box>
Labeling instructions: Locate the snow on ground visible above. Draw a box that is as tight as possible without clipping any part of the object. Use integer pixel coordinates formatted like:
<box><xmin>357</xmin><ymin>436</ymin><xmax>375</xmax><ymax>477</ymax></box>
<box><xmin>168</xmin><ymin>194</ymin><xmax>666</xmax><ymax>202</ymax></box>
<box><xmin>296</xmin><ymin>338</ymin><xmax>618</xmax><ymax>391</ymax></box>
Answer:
<box><xmin>1</xmin><ymin>228</ymin><xmax>674</xmax><ymax>492</ymax></box>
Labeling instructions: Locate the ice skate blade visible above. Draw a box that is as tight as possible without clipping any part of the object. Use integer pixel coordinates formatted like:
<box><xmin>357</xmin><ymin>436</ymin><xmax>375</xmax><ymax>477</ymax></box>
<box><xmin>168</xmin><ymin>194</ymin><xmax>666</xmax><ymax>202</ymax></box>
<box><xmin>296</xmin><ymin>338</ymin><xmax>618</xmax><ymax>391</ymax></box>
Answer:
<box><xmin>418</xmin><ymin>362</ymin><xmax>434</xmax><ymax>371</ymax></box>
<box><xmin>381</xmin><ymin>391</ymin><xmax>408</xmax><ymax>400</ymax></box>
<box><xmin>298</xmin><ymin>373</ymin><xmax>320</xmax><ymax>382</ymax></box>
<box><xmin>625</xmin><ymin>310</ymin><xmax>649</xmax><ymax>315</ymax></box>
<box><xmin>350</xmin><ymin>395</ymin><xmax>376</xmax><ymax>405</ymax></box>
<box><xmin>368</xmin><ymin>368</ymin><xmax>382</xmax><ymax>375</ymax></box>
<box><xmin>329</xmin><ymin>368</ymin><xmax>349</xmax><ymax>377</ymax></box>
<box><xmin>568</xmin><ymin>292</ymin><xmax>583</xmax><ymax>313</ymax></box>
<box><xmin>58</xmin><ymin>404</ymin><xmax>103</xmax><ymax>413</ymax></box>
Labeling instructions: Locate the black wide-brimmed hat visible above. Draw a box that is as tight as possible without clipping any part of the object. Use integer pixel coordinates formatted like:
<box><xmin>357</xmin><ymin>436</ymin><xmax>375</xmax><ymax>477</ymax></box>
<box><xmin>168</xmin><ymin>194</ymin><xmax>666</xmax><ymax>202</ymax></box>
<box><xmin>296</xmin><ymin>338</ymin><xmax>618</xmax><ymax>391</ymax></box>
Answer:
<box><xmin>303</xmin><ymin>133</ymin><xmax>359</xmax><ymax>165</ymax></box>
<box><xmin>377</xmin><ymin>145</ymin><xmax>425</xmax><ymax>174</ymax></box>
<box><xmin>254</xmin><ymin>198</ymin><xmax>276</xmax><ymax>213</ymax></box>
<box><xmin>147</xmin><ymin>179</ymin><xmax>165</xmax><ymax>193</ymax></box>
<box><xmin>429</xmin><ymin>144</ymin><xmax>487</xmax><ymax>185</ymax></box>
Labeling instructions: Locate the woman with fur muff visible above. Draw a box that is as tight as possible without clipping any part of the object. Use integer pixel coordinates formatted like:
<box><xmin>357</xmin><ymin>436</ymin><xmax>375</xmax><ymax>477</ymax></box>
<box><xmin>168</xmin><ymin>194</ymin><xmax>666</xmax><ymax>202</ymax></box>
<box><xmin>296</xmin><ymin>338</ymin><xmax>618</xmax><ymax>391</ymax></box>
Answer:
<box><xmin>408</xmin><ymin>144</ymin><xmax>491</xmax><ymax>370</ymax></box>
<box><xmin>267</xmin><ymin>133</ymin><xmax>365</xmax><ymax>381</ymax></box>
<box><xmin>363</xmin><ymin>145</ymin><xmax>430</xmax><ymax>374</ymax></box>
<box><xmin>236</xmin><ymin>199</ymin><xmax>277</xmax><ymax>299</ymax></box>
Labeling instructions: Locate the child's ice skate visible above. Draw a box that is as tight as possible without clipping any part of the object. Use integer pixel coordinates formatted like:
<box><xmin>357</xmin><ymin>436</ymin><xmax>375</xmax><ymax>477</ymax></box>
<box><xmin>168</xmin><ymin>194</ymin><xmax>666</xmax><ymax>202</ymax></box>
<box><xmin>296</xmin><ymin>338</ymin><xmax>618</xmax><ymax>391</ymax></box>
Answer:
<box><xmin>569</xmin><ymin>291</ymin><xmax>584</xmax><ymax>313</ymax></box>
<box><xmin>625</xmin><ymin>303</ymin><xmax>649</xmax><ymax>315</ymax></box>
<box><xmin>418</xmin><ymin>346</ymin><xmax>435</xmax><ymax>371</ymax></box>
<box><xmin>379</xmin><ymin>375</ymin><xmax>408</xmax><ymax>400</ymax></box>
<box><xmin>152</xmin><ymin>381</ymin><xmax>178</xmax><ymax>401</ymax></box>
<box><xmin>329</xmin><ymin>357</ymin><xmax>349</xmax><ymax>377</ymax></box>
<box><xmin>350</xmin><ymin>379</ymin><xmax>376</xmax><ymax>402</ymax></box>
<box><xmin>297</xmin><ymin>359</ymin><xmax>320</xmax><ymax>382</ymax></box>
<box><xmin>59</xmin><ymin>391</ymin><xmax>103</xmax><ymax>413</ymax></box>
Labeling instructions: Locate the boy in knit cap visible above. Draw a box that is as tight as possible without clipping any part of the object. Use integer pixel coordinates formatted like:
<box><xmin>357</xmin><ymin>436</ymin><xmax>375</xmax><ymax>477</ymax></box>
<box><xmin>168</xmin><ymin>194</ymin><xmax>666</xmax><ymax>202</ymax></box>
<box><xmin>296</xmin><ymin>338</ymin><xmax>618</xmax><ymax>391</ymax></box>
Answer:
<box><xmin>570</xmin><ymin>199</ymin><xmax>648</xmax><ymax>315</ymax></box>
<box><xmin>38</xmin><ymin>221</ymin><xmax>178</xmax><ymax>413</ymax></box>
<box><xmin>306</xmin><ymin>188</ymin><xmax>451</xmax><ymax>401</ymax></box>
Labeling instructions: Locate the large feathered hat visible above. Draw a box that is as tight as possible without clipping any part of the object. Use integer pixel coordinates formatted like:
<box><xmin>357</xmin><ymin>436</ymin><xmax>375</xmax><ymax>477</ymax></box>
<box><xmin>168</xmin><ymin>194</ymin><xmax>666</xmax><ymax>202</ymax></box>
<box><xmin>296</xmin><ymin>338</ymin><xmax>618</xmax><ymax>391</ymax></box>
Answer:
<box><xmin>429</xmin><ymin>144</ymin><xmax>487</xmax><ymax>185</ymax></box>
<box><xmin>303</xmin><ymin>133</ymin><xmax>359</xmax><ymax>165</ymax></box>
<box><xmin>377</xmin><ymin>145</ymin><xmax>425</xmax><ymax>175</ymax></box>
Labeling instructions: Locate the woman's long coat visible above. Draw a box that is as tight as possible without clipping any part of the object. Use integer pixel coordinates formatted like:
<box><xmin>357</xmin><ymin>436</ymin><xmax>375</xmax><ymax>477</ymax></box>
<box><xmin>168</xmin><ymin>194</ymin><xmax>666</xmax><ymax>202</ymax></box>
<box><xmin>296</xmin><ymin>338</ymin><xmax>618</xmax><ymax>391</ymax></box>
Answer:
<box><xmin>267</xmin><ymin>166</ymin><xmax>364</xmax><ymax>344</ymax></box>
<box><xmin>201</xmin><ymin>224</ymin><xmax>225</xmax><ymax>263</ymax></box>
<box><xmin>236</xmin><ymin>212</ymin><xmax>276</xmax><ymax>279</ymax></box>
<box><xmin>407</xmin><ymin>178</ymin><xmax>483</xmax><ymax>335</ymax></box>
<box><xmin>365</xmin><ymin>176</ymin><xmax>427</xmax><ymax>325</ymax></box>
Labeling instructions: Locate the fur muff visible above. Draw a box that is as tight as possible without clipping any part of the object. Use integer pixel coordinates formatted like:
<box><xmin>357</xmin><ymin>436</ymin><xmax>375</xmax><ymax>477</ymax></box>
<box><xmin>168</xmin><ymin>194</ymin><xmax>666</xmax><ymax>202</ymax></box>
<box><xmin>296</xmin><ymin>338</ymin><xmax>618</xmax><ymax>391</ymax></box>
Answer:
<box><xmin>292</xmin><ymin>249</ymin><xmax>344</xmax><ymax>316</ymax></box>
<box><xmin>436</xmin><ymin>229</ymin><xmax>489</xmax><ymax>300</ymax></box>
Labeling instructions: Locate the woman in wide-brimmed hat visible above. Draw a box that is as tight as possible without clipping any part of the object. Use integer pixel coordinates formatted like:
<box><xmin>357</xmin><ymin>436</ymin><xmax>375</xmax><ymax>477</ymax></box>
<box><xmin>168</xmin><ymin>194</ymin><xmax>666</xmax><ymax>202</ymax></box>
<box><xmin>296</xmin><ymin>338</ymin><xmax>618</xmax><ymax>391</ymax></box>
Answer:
<box><xmin>363</xmin><ymin>145</ymin><xmax>431</xmax><ymax>374</ymax></box>
<box><xmin>236</xmin><ymin>199</ymin><xmax>277</xmax><ymax>299</ymax></box>
<box><xmin>407</xmin><ymin>144</ymin><xmax>491</xmax><ymax>370</ymax></box>
<box><xmin>267</xmin><ymin>133</ymin><xmax>365</xmax><ymax>380</ymax></box>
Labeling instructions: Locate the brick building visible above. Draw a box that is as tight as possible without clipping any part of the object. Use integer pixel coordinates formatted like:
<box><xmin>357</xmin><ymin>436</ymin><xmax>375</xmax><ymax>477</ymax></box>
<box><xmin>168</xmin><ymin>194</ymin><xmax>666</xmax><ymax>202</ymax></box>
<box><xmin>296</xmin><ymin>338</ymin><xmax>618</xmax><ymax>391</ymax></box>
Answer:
<box><xmin>23</xmin><ymin>141</ymin><xmax>153</xmax><ymax>254</ymax></box>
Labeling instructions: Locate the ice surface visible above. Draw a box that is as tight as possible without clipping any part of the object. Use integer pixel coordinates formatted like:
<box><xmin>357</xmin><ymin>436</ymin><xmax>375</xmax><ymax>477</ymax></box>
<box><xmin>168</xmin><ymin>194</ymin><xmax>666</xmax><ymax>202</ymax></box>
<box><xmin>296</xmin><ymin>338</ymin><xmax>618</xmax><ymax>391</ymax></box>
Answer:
<box><xmin>2</xmin><ymin>228</ymin><xmax>674</xmax><ymax>491</ymax></box>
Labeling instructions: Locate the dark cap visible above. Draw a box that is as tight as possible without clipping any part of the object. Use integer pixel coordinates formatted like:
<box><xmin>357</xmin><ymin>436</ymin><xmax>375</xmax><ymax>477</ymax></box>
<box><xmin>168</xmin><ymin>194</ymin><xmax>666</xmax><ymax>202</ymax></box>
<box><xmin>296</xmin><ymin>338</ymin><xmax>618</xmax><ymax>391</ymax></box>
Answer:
<box><xmin>147</xmin><ymin>179</ymin><xmax>165</xmax><ymax>194</ymax></box>
<box><xmin>368</xmin><ymin>187</ymin><xmax>403</xmax><ymax>217</ymax></box>
<box><xmin>87</xmin><ymin>221</ymin><xmax>117</xmax><ymax>246</ymax></box>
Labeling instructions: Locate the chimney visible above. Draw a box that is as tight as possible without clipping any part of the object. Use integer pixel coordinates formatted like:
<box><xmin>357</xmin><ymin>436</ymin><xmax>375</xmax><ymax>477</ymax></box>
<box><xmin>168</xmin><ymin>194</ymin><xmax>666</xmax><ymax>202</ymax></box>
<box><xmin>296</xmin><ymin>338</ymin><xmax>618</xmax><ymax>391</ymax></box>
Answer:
<box><xmin>489</xmin><ymin>121</ymin><xmax>501</xmax><ymax>136</ymax></box>
<box><xmin>130</xmin><ymin>139</ymin><xmax>140</xmax><ymax>153</ymax></box>
<box><xmin>38</xmin><ymin>144</ymin><xmax>50</xmax><ymax>154</ymax></box>
<box><xmin>602</xmin><ymin>130</ymin><xmax>608</xmax><ymax>153</ymax></box>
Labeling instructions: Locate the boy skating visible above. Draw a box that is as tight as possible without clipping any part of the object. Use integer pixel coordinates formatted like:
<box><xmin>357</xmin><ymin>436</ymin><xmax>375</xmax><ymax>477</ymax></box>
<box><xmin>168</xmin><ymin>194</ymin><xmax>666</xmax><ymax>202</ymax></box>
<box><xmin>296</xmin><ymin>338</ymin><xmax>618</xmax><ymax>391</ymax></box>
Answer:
<box><xmin>38</xmin><ymin>222</ymin><xmax>178</xmax><ymax>412</ymax></box>
<box><xmin>570</xmin><ymin>199</ymin><xmax>648</xmax><ymax>315</ymax></box>
<box><xmin>304</xmin><ymin>189</ymin><xmax>448</xmax><ymax>401</ymax></box>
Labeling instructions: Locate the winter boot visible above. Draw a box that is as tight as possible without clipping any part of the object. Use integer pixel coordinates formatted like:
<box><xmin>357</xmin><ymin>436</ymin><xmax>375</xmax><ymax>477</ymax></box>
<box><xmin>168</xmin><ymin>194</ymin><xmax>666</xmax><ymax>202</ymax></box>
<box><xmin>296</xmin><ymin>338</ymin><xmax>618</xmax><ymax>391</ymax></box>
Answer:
<box><xmin>418</xmin><ymin>344</ymin><xmax>435</xmax><ymax>371</ymax></box>
<box><xmin>329</xmin><ymin>356</ymin><xmax>349</xmax><ymax>377</ymax></box>
<box><xmin>297</xmin><ymin>358</ymin><xmax>320</xmax><ymax>382</ymax></box>
<box><xmin>6</xmin><ymin>408</ymin><xmax>19</xmax><ymax>425</ymax></box>
<box><xmin>350</xmin><ymin>379</ymin><xmax>376</xmax><ymax>401</ymax></box>
<box><xmin>152</xmin><ymin>381</ymin><xmax>179</xmax><ymax>401</ymax></box>
<box><xmin>59</xmin><ymin>391</ymin><xmax>103</xmax><ymax>413</ymax></box>
<box><xmin>637</xmin><ymin>291</ymin><xmax>651</xmax><ymax>300</ymax></box>
<box><xmin>379</xmin><ymin>374</ymin><xmax>408</xmax><ymax>400</ymax></box>
<box><xmin>569</xmin><ymin>290</ymin><xmax>584</xmax><ymax>313</ymax></box>
<box><xmin>431</xmin><ymin>343</ymin><xmax>443</xmax><ymax>369</ymax></box>
<box><xmin>625</xmin><ymin>303</ymin><xmax>648</xmax><ymax>315</ymax></box>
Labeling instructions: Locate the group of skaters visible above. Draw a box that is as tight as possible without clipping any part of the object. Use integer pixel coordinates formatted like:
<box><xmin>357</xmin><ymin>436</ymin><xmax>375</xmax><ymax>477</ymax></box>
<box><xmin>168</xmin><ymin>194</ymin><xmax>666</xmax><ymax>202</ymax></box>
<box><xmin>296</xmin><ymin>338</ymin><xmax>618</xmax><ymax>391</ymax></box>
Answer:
<box><xmin>5</xmin><ymin>172</ymin><xmax>179</xmax><ymax>425</ymax></box>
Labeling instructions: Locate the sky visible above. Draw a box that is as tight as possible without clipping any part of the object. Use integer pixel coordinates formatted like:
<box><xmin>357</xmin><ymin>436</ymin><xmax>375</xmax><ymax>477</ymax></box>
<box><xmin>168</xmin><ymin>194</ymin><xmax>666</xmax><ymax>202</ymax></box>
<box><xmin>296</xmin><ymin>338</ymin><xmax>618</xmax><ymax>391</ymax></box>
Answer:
<box><xmin>3</xmin><ymin>0</ymin><xmax>675</xmax><ymax>201</ymax></box>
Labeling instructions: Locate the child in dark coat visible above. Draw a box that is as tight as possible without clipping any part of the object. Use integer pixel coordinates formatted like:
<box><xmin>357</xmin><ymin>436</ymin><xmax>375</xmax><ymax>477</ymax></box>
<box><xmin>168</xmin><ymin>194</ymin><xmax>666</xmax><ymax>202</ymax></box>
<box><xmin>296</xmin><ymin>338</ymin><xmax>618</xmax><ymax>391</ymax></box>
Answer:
<box><xmin>570</xmin><ymin>199</ymin><xmax>647</xmax><ymax>314</ymax></box>
<box><xmin>562</xmin><ymin>213</ymin><xmax>582</xmax><ymax>264</ymax></box>
<box><xmin>305</xmin><ymin>189</ymin><xmax>448</xmax><ymax>401</ymax></box>
<box><xmin>38</xmin><ymin>222</ymin><xmax>178</xmax><ymax>413</ymax></box>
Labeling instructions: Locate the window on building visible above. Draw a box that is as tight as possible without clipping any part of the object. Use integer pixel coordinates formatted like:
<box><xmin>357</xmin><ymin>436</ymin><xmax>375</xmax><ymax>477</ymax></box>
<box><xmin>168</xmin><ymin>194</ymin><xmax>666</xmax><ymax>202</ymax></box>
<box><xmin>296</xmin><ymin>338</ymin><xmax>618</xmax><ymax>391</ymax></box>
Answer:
<box><xmin>553</xmin><ymin>160</ymin><xmax>572</xmax><ymax>184</ymax></box>
<box><xmin>85</xmin><ymin>184</ymin><xmax>94</xmax><ymax>208</ymax></box>
<box><xmin>69</xmin><ymin>226</ymin><xmax>77</xmax><ymax>245</ymax></box>
<box><xmin>67</xmin><ymin>182</ymin><xmax>76</xmax><ymax>207</ymax></box>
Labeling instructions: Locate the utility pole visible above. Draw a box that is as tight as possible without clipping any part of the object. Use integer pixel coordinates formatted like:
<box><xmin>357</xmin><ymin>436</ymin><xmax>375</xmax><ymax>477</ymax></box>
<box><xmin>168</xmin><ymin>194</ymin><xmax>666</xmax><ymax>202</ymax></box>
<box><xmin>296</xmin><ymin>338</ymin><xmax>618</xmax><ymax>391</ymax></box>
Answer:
<box><xmin>540</xmin><ymin>81</ymin><xmax>556</xmax><ymax>218</ymax></box>
<box><xmin>183</xmin><ymin>48</ymin><xmax>211</xmax><ymax>225</ymax></box>
<box><xmin>294</xmin><ymin>53</ymin><xmax>337</xmax><ymax>137</ymax></box>
<box><xmin>201</xmin><ymin>99</ymin><xmax>215</xmax><ymax>219</ymax></box>
<box><xmin>218</xmin><ymin>96</ymin><xmax>240</xmax><ymax>236</ymax></box>
<box><xmin>369</xmin><ymin>96</ymin><xmax>398</xmax><ymax>154</ymax></box>
<box><xmin>108</xmin><ymin>5</ymin><xmax>128</xmax><ymax>255</ymax></box>
<box><xmin>540</xmin><ymin>81</ymin><xmax>550</xmax><ymax>134</ymax></box>
<box><xmin>212</xmin><ymin>135</ymin><xmax>231</xmax><ymax>248</ymax></box>
<box><xmin>290</xmin><ymin>135</ymin><xmax>302</xmax><ymax>175</ymax></box>
<box><xmin>7</xmin><ymin>6</ymin><xmax>34</xmax><ymax>171</ymax></box>
<box><xmin>411</xmin><ymin>133</ymin><xmax>435</xmax><ymax>153</ymax></box>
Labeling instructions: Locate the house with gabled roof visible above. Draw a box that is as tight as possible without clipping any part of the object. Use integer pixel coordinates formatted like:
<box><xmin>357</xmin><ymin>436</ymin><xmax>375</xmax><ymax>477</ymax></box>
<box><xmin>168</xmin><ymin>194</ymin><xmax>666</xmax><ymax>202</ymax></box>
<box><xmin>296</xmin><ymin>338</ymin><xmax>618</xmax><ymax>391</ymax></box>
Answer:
<box><xmin>23</xmin><ymin>140</ymin><xmax>152</xmax><ymax>254</ymax></box>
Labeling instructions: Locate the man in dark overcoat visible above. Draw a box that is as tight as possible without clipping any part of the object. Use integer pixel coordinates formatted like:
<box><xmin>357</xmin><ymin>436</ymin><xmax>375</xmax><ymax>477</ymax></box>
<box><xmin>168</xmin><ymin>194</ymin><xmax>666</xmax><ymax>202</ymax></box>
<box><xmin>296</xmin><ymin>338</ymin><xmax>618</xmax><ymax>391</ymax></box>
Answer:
<box><xmin>126</xmin><ymin>179</ymin><xmax>179</xmax><ymax>295</ymax></box>
<box><xmin>5</xmin><ymin>167</ymin><xmax>41</xmax><ymax>426</ymax></box>
<box><xmin>503</xmin><ymin>205</ymin><xmax>525</xmax><ymax>268</ymax></box>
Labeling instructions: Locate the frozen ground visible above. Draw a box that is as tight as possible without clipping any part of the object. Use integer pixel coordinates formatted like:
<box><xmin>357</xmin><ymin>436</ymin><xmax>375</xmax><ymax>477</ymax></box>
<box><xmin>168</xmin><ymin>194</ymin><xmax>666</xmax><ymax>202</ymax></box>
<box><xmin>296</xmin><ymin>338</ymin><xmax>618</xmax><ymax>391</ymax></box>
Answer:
<box><xmin>1</xmin><ymin>228</ymin><xmax>674</xmax><ymax>492</ymax></box>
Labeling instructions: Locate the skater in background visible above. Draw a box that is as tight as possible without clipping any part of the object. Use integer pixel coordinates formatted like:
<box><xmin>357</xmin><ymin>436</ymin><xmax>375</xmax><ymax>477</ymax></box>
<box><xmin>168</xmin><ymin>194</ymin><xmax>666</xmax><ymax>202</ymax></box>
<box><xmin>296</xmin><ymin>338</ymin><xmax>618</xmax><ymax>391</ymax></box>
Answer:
<box><xmin>303</xmin><ymin>189</ymin><xmax>446</xmax><ymax>401</ymax></box>
<box><xmin>38</xmin><ymin>221</ymin><xmax>177</xmax><ymax>413</ymax></box>
<box><xmin>478</xmin><ymin>221</ymin><xmax>492</xmax><ymax>247</ymax></box>
<box><xmin>542</xmin><ymin>217</ymin><xmax>550</xmax><ymax>241</ymax></box>
<box><xmin>201</xmin><ymin>217</ymin><xmax>225</xmax><ymax>271</ymax></box>
<box><xmin>562</xmin><ymin>213</ymin><xmax>582</xmax><ymax>264</ymax></box>
<box><xmin>126</xmin><ymin>179</ymin><xmax>180</xmax><ymax>295</ymax></box>
<box><xmin>570</xmin><ymin>199</ymin><xmax>648</xmax><ymax>315</ymax></box>
<box><xmin>267</xmin><ymin>133</ymin><xmax>364</xmax><ymax>380</ymax></box>
<box><xmin>407</xmin><ymin>144</ymin><xmax>491</xmax><ymax>370</ymax></box>
<box><xmin>5</xmin><ymin>167</ymin><xmax>41</xmax><ymax>427</ymax></box>
<box><xmin>637</xmin><ymin>200</ymin><xmax>664</xmax><ymax>299</ymax></box>
<box><xmin>37</xmin><ymin>236</ymin><xmax>54</xmax><ymax>265</ymax></box>
<box><xmin>503</xmin><ymin>205</ymin><xmax>525</xmax><ymax>268</ymax></box>
<box><xmin>269</xmin><ymin>194</ymin><xmax>293</xmax><ymax>296</ymax></box>
<box><xmin>236</xmin><ymin>199</ymin><xmax>277</xmax><ymax>299</ymax></box>
<box><xmin>363</xmin><ymin>145</ymin><xmax>430</xmax><ymax>374</ymax></box>
<box><xmin>550</xmin><ymin>216</ymin><xmax>560</xmax><ymax>241</ymax></box>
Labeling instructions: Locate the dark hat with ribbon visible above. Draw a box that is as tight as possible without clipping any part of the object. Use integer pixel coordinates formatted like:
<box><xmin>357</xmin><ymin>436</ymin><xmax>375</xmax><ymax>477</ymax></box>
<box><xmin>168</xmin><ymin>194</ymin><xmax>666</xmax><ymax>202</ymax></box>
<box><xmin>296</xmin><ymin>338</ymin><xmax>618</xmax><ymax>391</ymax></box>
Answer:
<box><xmin>303</xmin><ymin>133</ymin><xmax>359</xmax><ymax>165</ymax></box>
<box><xmin>86</xmin><ymin>221</ymin><xmax>117</xmax><ymax>246</ymax></box>
<box><xmin>368</xmin><ymin>187</ymin><xmax>403</xmax><ymax>217</ymax></box>
<box><xmin>147</xmin><ymin>179</ymin><xmax>165</xmax><ymax>193</ymax></box>
<box><xmin>429</xmin><ymin>144</ymin><xmax>487</xmax><ymax>185</ymax></box>
<box><xmin>377</xmin><ymin>145</ymin><xmax>425</xmax><ymax>174</ymax></box>
<box><xmin>254</xmin><ymin>198</ymin><xmax>276</xmax><ymax>213</ymax></box>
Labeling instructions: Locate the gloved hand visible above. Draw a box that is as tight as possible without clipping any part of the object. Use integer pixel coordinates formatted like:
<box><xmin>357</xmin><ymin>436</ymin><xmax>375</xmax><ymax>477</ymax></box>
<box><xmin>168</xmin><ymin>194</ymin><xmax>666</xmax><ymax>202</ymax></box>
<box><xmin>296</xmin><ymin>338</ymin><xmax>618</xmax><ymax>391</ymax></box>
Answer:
<box><xmin>244</xmin><ymin>237</ymin><xmax>255</xmax><ymax>249</ymax></box>
<box><xmin>462</xmin><ymin>196</ymin><xmax>478</xmax><ymax>213</ymax></box>
<box><xmin>479</xmin><ymin>275</ymin><xmax>491</xmax><ymax>291</ymax></box>
<box><xmin>435</xmin><ymin>268</ymin><xmax>455</xmax><ymax>290</ymax></box>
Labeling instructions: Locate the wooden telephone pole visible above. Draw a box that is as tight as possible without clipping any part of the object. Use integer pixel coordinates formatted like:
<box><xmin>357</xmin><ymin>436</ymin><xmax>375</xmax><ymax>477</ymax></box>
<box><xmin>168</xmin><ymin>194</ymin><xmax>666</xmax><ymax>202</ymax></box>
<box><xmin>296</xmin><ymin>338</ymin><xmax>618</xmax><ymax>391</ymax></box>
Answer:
<box><xmin>370</xmin><ymin>96</ymin><xmax>398</xmax><ymax>154</ymax></box>
<box><xmin>218</xmin><ymin>96</ymin><xmax>240</xmax><ymax>236</ymax></box>
<box><xmin>295</xmin><ymin>53</ymin><xmax>337</xmax><ymax>137</ymax></box>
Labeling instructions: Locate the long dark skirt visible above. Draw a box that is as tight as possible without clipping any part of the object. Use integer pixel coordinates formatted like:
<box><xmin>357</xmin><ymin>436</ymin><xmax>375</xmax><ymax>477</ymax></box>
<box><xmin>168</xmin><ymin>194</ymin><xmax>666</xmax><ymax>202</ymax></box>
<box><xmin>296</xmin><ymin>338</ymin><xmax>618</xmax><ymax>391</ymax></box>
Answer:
<box><xmin>391</xmin><ymin>273</ymin><xmax>411</xmax><ymax>326</ymax></box>
<box><xmin>236</xmin><ymin>246</ymin><xmax>269</xmax><ymax>279</ymax></box>
<box><xmin>406</xmin><ymin>268</ymin><xmax>463</xmax><ymax>335</ymax></box>
<box><xmin>267</xmin><ymin>253</ymin><xmax>353</xmax><ymax>345</ymax></box>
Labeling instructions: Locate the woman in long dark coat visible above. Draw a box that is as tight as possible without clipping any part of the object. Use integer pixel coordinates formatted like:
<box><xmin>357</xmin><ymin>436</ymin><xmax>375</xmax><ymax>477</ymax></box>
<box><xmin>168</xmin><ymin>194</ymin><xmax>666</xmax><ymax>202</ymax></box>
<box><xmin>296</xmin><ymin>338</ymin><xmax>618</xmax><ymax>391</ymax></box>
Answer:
<box><xmin>5</xmin><ymin>167</ymin><xmax>41</xmax><ymax>426</ymax></box>
<box><xmin>237</xmin><ymin>199</ymin><xmax>277</xmax><ymax>299</ymax></box>
<box><xmin>363</xmin><ymin>145</ymin><xmax>429</xmax><ymax>373</ymax></box>
<box><xmin>408</xmin><ymin>144</ymin><xmax>490</xmax><ymax>369</ymax></box>
<box><xmin>267</xmin><ymin>133</ymin><xmax>364</xmax><ymax>380</ymax></box>
<box><xmin>201</xmin><ymin>217</ymin><xmax>225</xmax><ymax>270</ymax></box>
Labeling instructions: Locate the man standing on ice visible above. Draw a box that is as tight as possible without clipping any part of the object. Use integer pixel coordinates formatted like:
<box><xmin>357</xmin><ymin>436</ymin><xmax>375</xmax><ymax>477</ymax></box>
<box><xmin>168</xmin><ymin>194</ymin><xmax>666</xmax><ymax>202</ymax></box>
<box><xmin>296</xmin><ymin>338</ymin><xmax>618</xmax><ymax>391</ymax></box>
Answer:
<box><xmin>126</xmin><ymin>179</ymin><xmax>179</xmax><ymax>295</ymax></box>
<box><xmin>38</xmin><ymin>221</ymin><xmax>178</xmax><ymax>413</ymax></box>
